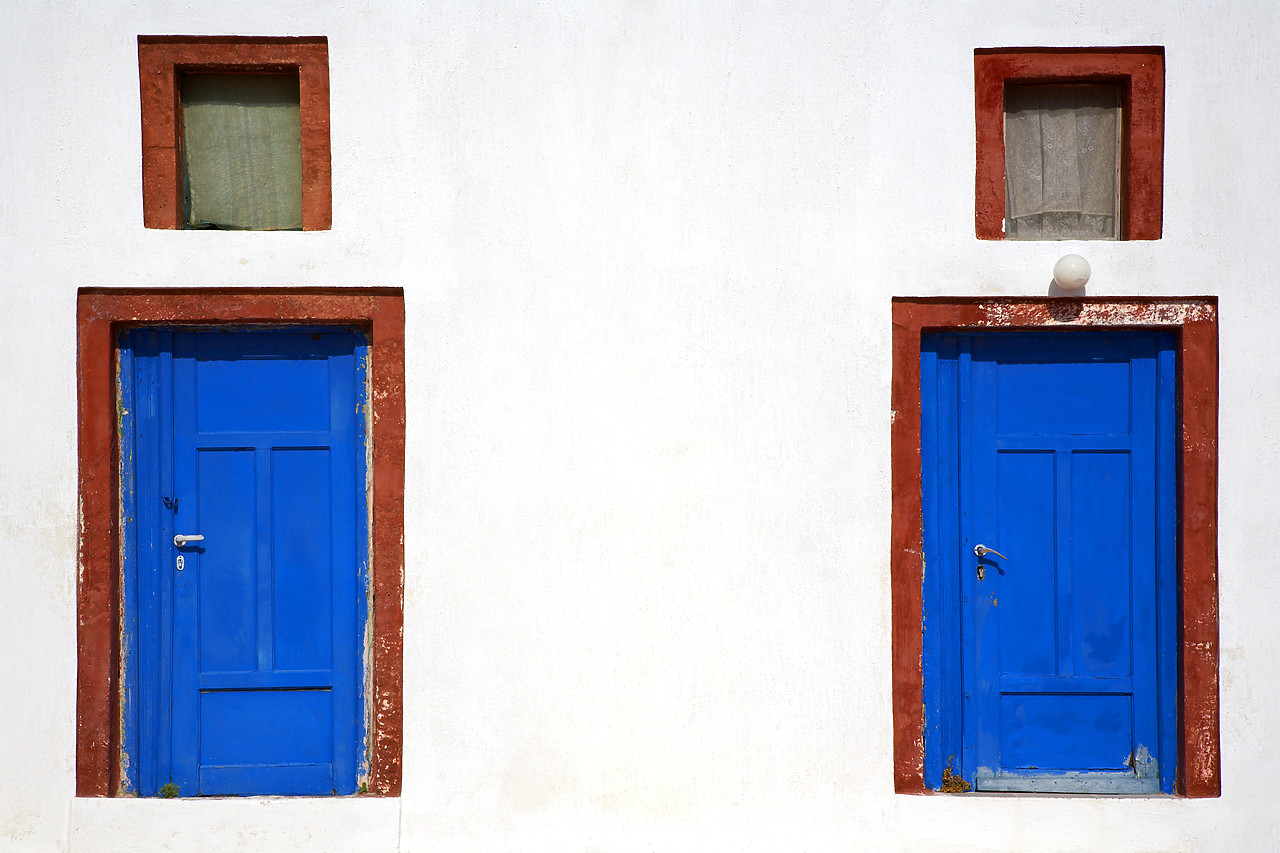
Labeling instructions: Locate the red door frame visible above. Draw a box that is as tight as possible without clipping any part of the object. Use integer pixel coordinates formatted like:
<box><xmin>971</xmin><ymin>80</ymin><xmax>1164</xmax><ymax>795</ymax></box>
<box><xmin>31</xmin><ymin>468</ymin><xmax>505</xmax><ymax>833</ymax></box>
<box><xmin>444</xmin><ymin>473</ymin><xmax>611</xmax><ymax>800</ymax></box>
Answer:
<box><xmin>891</xmin><ymin>297</ymin><xmax>1219</xmax><ymax>797</ymax></box>
<box><xmin>76</xmin><ymin>288</ymin><xmax>405</xmax><ymax>796</ymax></box>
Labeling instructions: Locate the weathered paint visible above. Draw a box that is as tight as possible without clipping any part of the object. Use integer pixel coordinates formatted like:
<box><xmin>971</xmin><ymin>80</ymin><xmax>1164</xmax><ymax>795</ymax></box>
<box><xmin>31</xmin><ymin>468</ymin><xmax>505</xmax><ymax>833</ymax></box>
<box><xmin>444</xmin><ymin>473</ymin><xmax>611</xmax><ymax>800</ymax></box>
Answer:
<box><xmin>974</xmin><ymin>761</ymin><xmax>1159</xmax><ymax>794</ymax></box>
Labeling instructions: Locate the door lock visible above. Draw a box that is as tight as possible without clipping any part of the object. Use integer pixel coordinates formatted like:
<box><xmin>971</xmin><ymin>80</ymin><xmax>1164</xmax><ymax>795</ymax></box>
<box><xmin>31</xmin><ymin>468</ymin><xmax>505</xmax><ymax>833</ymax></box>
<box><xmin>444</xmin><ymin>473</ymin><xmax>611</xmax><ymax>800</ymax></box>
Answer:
<box><xmin>974</xmin><ymin>544</ymin><xmax>1007</xmax><ymax>581</ymax></box>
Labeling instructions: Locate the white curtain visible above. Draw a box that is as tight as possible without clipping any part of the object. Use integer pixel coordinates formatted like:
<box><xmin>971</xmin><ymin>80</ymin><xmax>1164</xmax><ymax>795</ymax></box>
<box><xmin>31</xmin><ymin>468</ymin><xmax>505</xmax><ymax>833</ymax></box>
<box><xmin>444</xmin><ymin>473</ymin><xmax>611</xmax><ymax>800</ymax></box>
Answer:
<box><xmin>181</xmin><ymin>74</ymin><xmax>303</xmax><ymax>230</ymax></box>
<box><xmin>1004</xmin><ymin>85</ymin><xmax>1120</xmax><ymax>240</ymax></box>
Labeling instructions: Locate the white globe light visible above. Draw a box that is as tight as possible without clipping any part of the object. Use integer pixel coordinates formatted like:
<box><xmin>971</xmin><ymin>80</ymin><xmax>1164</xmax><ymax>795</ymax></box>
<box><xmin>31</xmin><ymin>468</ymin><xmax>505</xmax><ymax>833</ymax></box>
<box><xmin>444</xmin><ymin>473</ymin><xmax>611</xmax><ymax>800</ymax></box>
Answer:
<box><xmin>1052</xmin><ymin>254</ymin><xmax>1091</xmax><ymax>291</ymax></box>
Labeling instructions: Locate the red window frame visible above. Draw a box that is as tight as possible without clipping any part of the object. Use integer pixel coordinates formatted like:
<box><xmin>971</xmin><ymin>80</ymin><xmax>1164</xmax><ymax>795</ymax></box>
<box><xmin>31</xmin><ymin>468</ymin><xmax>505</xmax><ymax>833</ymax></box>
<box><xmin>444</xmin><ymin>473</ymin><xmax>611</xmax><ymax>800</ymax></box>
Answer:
<box><xmin>75</xmin><ymin>288</ymin><xmax>404</xmax><ymax>795</ymax></box>
<box><xmin>974</xmin><ymin>47</ymin><xmax>1165</xmax><ymax>241</ymax></box>
<box><xmin>138</xmin><ymin>36</ymin><xmax>332</xmax><ymax>230</ymax></box>
<box><xmin>890</xmin><ymin>297</ymin><xmax>1220</xmax><ymax>797</ymax></box>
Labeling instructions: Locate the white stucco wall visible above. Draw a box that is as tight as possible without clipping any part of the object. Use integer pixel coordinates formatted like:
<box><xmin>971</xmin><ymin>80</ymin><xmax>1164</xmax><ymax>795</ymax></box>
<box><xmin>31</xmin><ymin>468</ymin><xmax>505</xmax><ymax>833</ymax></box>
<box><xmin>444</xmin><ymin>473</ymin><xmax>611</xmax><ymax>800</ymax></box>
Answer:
<box><xmin>2</xmin><ymin>1</ymin><xmax>1278</xmax><ymax>850</ymax></box>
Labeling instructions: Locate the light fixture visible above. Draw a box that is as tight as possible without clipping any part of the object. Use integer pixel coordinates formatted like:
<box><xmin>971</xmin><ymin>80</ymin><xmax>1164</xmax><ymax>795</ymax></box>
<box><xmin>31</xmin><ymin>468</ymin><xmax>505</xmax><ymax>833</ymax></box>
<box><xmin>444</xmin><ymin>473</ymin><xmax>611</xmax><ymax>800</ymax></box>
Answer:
<box><xmin>1052</xmin><ymin>254</ymin><xmax>1091</xmax><ymax>291</ymax></box>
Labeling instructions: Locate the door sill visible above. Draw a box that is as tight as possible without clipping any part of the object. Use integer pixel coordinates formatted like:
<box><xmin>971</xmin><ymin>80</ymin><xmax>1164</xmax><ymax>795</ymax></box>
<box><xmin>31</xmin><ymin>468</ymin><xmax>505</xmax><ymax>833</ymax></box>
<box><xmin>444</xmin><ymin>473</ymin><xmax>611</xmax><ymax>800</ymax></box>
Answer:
<box><xmin>975</xmin><ymin>769</ymin><xmax>1160</xmax><ymax>795</ymax></box>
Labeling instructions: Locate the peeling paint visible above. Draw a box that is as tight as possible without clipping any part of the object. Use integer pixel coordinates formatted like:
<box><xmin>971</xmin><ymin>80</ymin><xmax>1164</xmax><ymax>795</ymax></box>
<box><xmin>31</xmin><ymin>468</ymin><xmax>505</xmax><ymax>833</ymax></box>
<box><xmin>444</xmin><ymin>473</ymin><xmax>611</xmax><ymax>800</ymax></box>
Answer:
<box><xmin>1130</xmin><ymin>744</ymin><xmax>1157</xmax><ymax>779</ymax></box>
<box><xmin>977</xmin><ymin>302</ymin><xmax>1016</xmax><ymax>325</ymax></box>
<box><xmin>975</xmin><ymin>299</ymin><xmax>1216</xmax><ymax>329</ymax></box>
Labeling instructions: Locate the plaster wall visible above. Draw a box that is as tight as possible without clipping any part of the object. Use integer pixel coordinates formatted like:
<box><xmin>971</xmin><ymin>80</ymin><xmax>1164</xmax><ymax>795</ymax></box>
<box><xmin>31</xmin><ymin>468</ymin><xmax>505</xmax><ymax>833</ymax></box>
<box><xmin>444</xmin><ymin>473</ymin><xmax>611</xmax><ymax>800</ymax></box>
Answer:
<box><xmin>0</xmin><ymin>1</ymin><xmax>1276</xmax><ymax>850</ymax></box>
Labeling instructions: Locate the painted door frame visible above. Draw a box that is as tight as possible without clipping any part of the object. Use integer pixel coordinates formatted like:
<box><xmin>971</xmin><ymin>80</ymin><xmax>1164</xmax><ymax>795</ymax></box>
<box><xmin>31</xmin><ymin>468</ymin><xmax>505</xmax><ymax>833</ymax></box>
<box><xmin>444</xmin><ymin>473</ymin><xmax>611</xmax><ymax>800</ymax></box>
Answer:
<box><xmin>75</xmin><ymin>288</ymin><xmax>406</xmax><ymax>797</ymax></box>
<box><xmin>889</xmin><ymin>297</ymin><xmax>1220</xmax><ymax>797</ymax></box>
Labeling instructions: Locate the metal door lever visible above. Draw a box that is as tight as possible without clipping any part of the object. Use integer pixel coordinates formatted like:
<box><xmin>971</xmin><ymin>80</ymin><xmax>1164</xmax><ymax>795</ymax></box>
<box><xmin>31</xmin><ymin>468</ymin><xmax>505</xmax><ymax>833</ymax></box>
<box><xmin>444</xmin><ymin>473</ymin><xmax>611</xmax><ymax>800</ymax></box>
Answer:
<box><xmin>174</xmin><ymin>534</ymin><xmax>205</xmax><ymax>547</ymax></box>
<box><xmin>973</xmin><ymin>544</ymin><xmax>1007</xmax><ymax>560</ymax></box>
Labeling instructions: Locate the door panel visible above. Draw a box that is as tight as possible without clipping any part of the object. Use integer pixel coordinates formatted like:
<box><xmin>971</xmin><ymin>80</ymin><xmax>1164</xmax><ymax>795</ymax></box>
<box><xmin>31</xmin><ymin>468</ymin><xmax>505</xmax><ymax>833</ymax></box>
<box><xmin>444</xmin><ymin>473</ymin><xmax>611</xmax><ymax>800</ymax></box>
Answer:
<box><xmin>121</xmin><ymin>327</ymin><xmax>367</xmax><ymax>796</ymax></box>
<box><xmin>923</xmin><ymin>331</ymin><xmax>1175</xmax><ymax>794</ymax></box>
<box><xmin>993</xmin><ymin>450</ymin><xmax>1056</xmax><ymax>677</ymax></box>
<box><xmin>1071</xmin><ymin>452</ymin><xmax>1132</xmax><ymax>676</ymax></box>
<box><xmin>273</xmin><ymin>448</ymin><xmax>335</xmax><ymax>670</ymax></box>
<box><xmin>194</xmin><ymin>448</ymin><xmax>258</xmax><ymax>671</ymax></box>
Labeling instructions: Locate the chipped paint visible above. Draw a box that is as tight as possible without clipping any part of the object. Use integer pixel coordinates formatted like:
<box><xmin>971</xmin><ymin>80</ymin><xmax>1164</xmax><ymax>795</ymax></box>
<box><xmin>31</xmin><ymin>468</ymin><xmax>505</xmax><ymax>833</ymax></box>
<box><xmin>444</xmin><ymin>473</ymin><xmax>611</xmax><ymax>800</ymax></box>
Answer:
<box><xmin>1131</xmin><ymin>745</ymin><xmax>1157</xmax><ymax>779</ymax></box>
<box><xmin>975</xmin><ymin>762</ymin><xmax>1161</xmax><ymax>793</ymax></box>
<box><xmin>974</xmin><ymin>299</ymin><xmax>1216</xmax><ymax>328</ymax></box>
<box><xmin>976</xmin><ymin>303</ymin><xmax>1018</xmax><ymax>324</ymax></box>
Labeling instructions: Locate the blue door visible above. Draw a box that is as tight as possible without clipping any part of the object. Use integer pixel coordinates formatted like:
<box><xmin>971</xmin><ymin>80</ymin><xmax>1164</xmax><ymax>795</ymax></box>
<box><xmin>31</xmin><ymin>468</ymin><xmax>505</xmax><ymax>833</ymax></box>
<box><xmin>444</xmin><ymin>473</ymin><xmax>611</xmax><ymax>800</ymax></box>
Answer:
<box><xmin>120</xmin><ymin>328</ymin><xmax>368</xmax><ymax>796</ymax></box>
<box><xmin>922</xmin><ymin>331</ymin><xmax>1176</xmax><ymax>793</ymax></box>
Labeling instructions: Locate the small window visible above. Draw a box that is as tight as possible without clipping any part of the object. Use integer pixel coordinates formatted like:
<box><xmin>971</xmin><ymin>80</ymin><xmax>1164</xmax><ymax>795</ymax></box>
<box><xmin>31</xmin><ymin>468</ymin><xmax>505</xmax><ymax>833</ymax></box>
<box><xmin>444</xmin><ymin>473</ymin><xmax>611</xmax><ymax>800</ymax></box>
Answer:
<box><xmin>974</xmin><ymin>47</ymin><xmax>1165</xmax><ymax>241</ymax></box>
<box><xmin>180</xmin><ymin>73</ymin><xmax>303</xmax><ymax>230</ymax></box>
<box><xmin>1004</xmin><ymin>84</ymin><xmax>1121</xmax><ymax>240</ymax></box>
<box><xmin>138</xmin><ymin>37</ymin><xmax>331</xmax><ymax>230</ymax></box>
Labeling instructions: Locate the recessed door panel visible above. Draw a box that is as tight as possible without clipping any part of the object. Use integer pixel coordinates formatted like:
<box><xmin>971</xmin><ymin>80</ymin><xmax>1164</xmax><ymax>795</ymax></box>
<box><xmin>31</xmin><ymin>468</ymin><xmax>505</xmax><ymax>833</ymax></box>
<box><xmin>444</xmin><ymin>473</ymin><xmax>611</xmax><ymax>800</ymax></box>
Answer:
<box><xmin>999</xmin><ymin>693</ymin><xmax>1133</xmax><ymax>769</ymax></box>
<box><xmin>196</xmin><ymin>448</ymin><xmax>258</xmax><ymax>672</ymax></box>
<box><xmin>1071</xmin><ymin>451</ymin><xmax>1133</xmax><ymax>677</ymax></box>
<box><xmin>272</xmin><ymin>448</ymin><xmax>335</xmax><ymax>671</ymax></box>
<box><xmin>994</xmin><ymin>450</ymin><xmax>1056</xmax><ymax>677</ymax></box>
<box><xmin>194</xmin><ymin>337</ymin><xmax>331</xmax><ymax>432</ymax></box>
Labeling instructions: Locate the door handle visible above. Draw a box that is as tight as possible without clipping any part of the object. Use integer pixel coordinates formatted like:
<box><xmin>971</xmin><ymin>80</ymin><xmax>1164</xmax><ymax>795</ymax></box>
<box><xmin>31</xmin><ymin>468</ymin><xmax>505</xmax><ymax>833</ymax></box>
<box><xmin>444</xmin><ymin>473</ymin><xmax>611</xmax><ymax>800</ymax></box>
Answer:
<box><xmin>974</xmin><ymin>544</ymin><xmax>1006</xmax><ymax>581</ymax></box>
<box><xmin>173</xmin><ymin>534</ymin><xmax>205</xmax><ymax>547</ymax></box>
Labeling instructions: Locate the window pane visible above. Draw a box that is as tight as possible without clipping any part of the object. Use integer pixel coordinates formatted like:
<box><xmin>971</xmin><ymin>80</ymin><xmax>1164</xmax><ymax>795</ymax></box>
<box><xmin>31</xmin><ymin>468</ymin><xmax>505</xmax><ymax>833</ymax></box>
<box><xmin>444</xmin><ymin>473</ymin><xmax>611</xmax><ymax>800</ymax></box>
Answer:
<box><xmin>1005</xmin><ymin>84</ymin><xmax>1120</xmax><ymax>240</ymax></box>
<box><xmin>181</xmin><ymin>74</ymin><xmax>303</xmax><ymax>230</ymax></box>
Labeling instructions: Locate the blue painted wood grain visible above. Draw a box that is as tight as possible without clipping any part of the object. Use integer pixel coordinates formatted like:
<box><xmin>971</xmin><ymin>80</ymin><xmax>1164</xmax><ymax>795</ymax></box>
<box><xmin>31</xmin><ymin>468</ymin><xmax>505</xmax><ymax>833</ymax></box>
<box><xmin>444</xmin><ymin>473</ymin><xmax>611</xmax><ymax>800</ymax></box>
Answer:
<box><xmin>922</xmin><ymin>331</ymin><xmax>1176</xmax><ymax>794</ymax></box>
<box><xmin>121</xmin><ymin>328</ymin><xmax>368</xmax><ymax>796</ymax></box>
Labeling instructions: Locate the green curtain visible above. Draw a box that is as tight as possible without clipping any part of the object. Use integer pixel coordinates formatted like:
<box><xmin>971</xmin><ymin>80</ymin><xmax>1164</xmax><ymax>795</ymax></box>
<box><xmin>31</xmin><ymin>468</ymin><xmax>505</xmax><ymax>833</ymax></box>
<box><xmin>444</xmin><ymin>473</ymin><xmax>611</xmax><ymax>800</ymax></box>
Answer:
<box><xmin>181</xmin><ymin>74</ymin><xmax>303</xmax><ymax>230</ymax></box>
